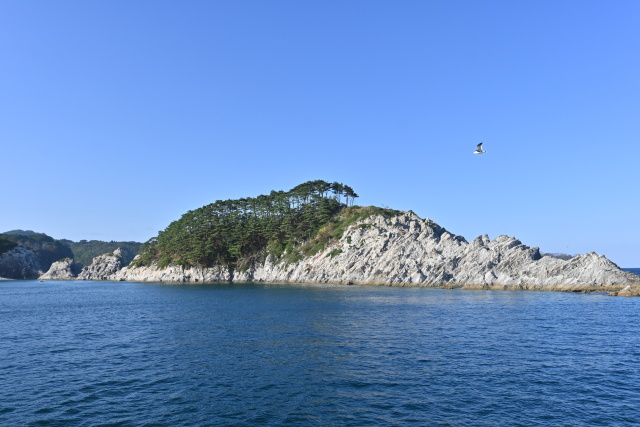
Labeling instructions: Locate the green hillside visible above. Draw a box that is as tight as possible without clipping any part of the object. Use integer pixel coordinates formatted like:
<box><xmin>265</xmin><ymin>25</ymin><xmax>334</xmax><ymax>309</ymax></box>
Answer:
<box><xmin>133</xmin><ymin>180</ymin><xmax>362</xmax><ymax>270</ymax></box>
<box><xmin>1</xmin><ymin>232</ymin><xmax>74</xmax><ymax>271</ymax></box>
<box><xmin>0</xmin><ymin>236</ymin><xmax>18</xmax><ymax>256</ymax></box>
<box><xmin>58</xmin><ymin>240</ymin><xmax>142</xmax><ymax>269</ymax></box>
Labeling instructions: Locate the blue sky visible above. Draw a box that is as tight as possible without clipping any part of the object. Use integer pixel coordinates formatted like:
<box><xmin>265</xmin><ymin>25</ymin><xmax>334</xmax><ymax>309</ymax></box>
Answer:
<box><xmin>1</xmin><ymin>1</ymin><xmax>639</xmax><ymax>266</ymax></box>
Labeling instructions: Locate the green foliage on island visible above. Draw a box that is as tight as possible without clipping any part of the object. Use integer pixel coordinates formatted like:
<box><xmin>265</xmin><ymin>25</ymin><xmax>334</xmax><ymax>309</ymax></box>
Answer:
<box><xmin>0</xmin><ymin>236</ymin><xmax>18</xmax><ymax>256</ymax></box>
<box><xmin>327</xmin><ymin>248</ymin><xmax>343</xmax><ymax>258</ymax></box>
<box><xmin>286</xmin><ymin>205</ymin><xmax>402</xmax><ymax>264</ymax></box>
<box><xmin>3</xmin><ymin>229</ymin><xmax>40</xmax><ymax>236</ymax></box>
<box><xmin>0</xmin><ymin>232</ymin><xmax>74</xmax><ymax>271</ymax></box>
<box><xmin>58</xmin><ymin>240</ymin><xmax>142</xmax><ymax>269</ymax></box>
<box><xmin>133</xmin><ymin>180</ymin><xmax>362</xmax><ymax>270</ymax></box>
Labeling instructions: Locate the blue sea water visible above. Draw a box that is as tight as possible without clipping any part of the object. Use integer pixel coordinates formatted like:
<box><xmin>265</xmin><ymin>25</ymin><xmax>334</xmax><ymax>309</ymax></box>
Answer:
<box><xmin>2</xmin><ymin>280</ymin><xmax>640</xmax><ymax>426</ymax></box>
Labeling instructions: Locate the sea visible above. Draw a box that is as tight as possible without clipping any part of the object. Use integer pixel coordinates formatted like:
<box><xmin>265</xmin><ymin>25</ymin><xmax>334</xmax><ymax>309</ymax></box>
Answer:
<box><xmin>2</xmin><ymin>272</ymin><xmax>640</xmax><ymax>426</ymax></box>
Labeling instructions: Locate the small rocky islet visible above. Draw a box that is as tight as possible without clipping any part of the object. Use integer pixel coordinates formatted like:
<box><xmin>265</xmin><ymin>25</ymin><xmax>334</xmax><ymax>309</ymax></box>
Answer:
<box><xmin>30</xmin><ymin>180</ymin><xmax>639</xmax><ymax>296</ymax></box>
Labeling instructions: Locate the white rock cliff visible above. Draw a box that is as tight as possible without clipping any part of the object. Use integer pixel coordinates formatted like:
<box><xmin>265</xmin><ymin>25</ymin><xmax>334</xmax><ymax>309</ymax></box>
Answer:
<box><xmin>39</xmin><ymin>258</ymin><xmax>80</xmax><ymax>280</ymax></box>
<box><xmin>77</xmin><ymin>248</ymin><xmax>127</xmax><ymax>281</ymax></box>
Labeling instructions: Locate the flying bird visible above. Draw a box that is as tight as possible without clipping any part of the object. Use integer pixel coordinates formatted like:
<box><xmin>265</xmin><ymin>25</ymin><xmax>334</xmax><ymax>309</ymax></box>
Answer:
<box><xmin>473</xmin><ymin>143</ymin><xmax>486</xmax><ymax>154</ymax></box>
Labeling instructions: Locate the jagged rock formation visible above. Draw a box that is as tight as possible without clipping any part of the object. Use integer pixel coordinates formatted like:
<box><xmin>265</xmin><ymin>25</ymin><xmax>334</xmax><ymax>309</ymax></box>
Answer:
<box><xmin>38</xmin><ymin>258</ymin><xmax>81</xmax><ymax>280</ymax></box>
<box><xmin>0</xmin><ymin>246</ymin><xmax>42</xmax><ymax>279</ymax></box>
<box><xmin>111</xmin><ymin>211</ymin><xmax>640</xmax><ymax>293</ymax></box>
<box><xmin>114</xmin><ymin>264</ymin><xmax>230</xmax><ymax>283</ymax></box>
<box><xmin>233</xmin><ymin>212</ymin><xmax>639</xmax><ymax>291</ymax></box>
<box><xmin>608</xmin><ymin>285</ymin><xmax>640</xmax><ymax>297</ymax></box>
<box><xmin>77</xmin><ymin>248</ymin><xmax>128</xmax><ymax>281</ymax></box>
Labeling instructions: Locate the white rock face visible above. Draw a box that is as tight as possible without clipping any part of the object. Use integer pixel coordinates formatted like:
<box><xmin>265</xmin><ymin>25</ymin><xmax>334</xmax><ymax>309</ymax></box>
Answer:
<box><xmin>0</xmin><ymin>246</ymin><xmax>42</xmax><ymax>279</ymax></box>
<box><xmin>114</xmin><ymin>263</ymin><xmax>231</xmax><ymax>283</ymax></box>
<box><xmin>107</xmin><ymin>212</ymin><xmax>640</xmax><ymax>292</ymax></box>
<box><xmin>234</xmin><ymin>212</ymin><xmax>639</xmax><ymax>291</ymax></box>
<box><xmin>77</xmin><ymin>248</ymin><xmax>127</xmax><ymax>280</ymax></box>
<box><xmin>75</xmin><ymin>247</ymin><xmax>229</xmax><ymax>282</ymax></box>
<box><xmin>39</xmin><ymin>258</ymin><xmax>79</xmax><ymax>280</ymax></box>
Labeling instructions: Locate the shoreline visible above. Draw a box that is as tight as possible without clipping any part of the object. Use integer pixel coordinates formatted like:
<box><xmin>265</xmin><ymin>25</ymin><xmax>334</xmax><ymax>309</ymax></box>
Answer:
<box><xmin>17</xmin><ymin>276</ymin><xmax>640</xmax><ymax>296</ymax></box>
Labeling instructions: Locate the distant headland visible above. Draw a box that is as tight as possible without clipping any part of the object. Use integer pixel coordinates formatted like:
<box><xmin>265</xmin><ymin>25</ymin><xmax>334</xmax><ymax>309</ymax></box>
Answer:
<box><xmin>0</xmin><ymin>231</ymin><xmax>140</xmax><ymax>280</ymax></box>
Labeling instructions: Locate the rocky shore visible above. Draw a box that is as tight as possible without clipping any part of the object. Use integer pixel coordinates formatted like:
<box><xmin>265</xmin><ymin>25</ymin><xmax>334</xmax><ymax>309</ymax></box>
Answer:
<box><xmin>38</xmin><ymin>211</ymin><xmax>639</xmax><ymax>295</ymax></box>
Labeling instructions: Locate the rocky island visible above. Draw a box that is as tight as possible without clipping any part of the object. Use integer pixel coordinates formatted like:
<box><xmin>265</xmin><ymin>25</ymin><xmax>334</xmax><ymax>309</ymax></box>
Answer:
<box><xmin>37</xmin><ymin>181</ymin><xmax>640</xmax><ymax>295</ymax></box>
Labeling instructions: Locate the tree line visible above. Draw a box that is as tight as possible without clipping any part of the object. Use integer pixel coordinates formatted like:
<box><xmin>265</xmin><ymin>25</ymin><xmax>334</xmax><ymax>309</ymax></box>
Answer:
<box><xmin>0</xmin><ymin>236</ymin><xmax>17</xmax><ymax>256</ymax></box>
<box><xmin>58</xmin><ymin>240</ymin><xmax>142</xmax><ymax>269</ymax></box>
<box><xmin>134</xmin><ymin>180</ymin><xmax>359</xmax><ymax>269</ymax></box>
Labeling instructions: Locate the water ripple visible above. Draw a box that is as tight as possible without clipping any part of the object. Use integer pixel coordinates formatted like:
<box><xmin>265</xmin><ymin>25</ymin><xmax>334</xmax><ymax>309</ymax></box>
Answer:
<box><xmin>1</xmin><ymin>281</ymin><xmax>640</xmax><ymax>425</ymax></box>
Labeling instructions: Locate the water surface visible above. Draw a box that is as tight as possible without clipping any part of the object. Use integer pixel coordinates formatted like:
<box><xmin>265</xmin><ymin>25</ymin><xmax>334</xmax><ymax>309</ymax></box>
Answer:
<box><xmin>1</xmin><ymin>280</ymin><xmax>639</xmax><ymax>425</ymax></box>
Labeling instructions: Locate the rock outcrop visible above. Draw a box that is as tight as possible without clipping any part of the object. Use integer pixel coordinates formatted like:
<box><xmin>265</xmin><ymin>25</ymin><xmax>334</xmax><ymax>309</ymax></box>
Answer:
<box><xmin>111</xmin><ymin>211</ymin><xmax>640</xmax><ymax>293</ymax></box>
<box><xmin>608</xmin><ymin>285</ymin><xmax>640</xmax><ymax>297</ymax></box>
<box><xmin>113</xmin><ymin>264</ymin><xmax>231</xmax><ymax>283</ymax></box>
<box><xmin>77</xmin><ymin>248</ymin><xmax>127</xmax><ymax>281</ymax></box>
<box><xmin>39</xmin><ymin>258</ymin><xmax>81</xmax><ymax>280</ymax></box>
<box><xmin>0</xmin><ymin>246</ymin><xmax>42</xmax><ymax>279</ymax></box>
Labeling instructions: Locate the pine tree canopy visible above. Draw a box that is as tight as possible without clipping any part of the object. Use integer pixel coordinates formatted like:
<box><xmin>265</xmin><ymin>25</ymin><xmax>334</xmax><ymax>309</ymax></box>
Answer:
<box><xmin>133</xmin><ymin>180</ymin><xmax>359</xmax><ymax>269</ymax></box>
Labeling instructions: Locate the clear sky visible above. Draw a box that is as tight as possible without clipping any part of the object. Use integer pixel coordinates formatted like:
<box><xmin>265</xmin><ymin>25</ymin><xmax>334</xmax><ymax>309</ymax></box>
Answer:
<box><xmin>1</xmin><ymin>1</ymin><xmax>639</xmax><ymax>266</ymax></box>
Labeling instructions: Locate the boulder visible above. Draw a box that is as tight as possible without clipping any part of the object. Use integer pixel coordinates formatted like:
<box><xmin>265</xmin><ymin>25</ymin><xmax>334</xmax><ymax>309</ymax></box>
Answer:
<box><xmin>39</xmin><ymin>258</ymin><xmax>80</xmax><ymax>280</ymax></box>
<box><xmin>77</xmin><ymin>248</ymin><xmax>126</xmax><ymax>281</ymax></box>
<box><xmin>609</xmin><ymin>285</ymin><xmax>640</xmax><ymax>297</ymax></box>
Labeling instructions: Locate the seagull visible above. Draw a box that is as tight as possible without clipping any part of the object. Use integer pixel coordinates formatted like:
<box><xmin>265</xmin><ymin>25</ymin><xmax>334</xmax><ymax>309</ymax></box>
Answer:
<box><xmin>473</xmin><ymin>143</ymin><xmax>486</xmax><ymax>154</ymax></box>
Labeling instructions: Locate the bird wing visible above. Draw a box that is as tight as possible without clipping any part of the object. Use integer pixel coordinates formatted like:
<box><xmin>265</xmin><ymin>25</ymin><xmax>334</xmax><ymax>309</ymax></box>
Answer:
<box><xmin>476</xmin><ymin>143</ymin><xmax>483</xmax><ymax>150</ymax></box>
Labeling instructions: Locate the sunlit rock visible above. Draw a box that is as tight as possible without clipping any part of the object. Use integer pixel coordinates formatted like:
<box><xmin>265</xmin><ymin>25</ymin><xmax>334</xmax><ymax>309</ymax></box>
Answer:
<box><xmin>39</xmin><ymin>258</ymin><xmax>80</xmax><ymax>280</ymax></box>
